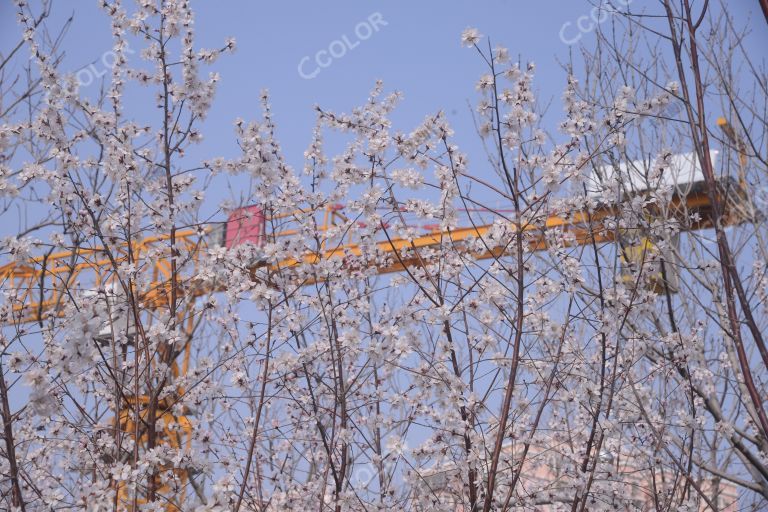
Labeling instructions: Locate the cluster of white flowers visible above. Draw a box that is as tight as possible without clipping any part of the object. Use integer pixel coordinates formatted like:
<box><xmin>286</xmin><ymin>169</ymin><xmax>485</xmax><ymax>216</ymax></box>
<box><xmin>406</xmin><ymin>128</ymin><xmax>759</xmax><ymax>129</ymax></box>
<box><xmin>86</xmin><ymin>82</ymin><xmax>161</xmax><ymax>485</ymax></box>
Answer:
<box><xmin>0</xmin><ymin>6</ymin><xmax>764</xmax><ymax>512</ymax></box>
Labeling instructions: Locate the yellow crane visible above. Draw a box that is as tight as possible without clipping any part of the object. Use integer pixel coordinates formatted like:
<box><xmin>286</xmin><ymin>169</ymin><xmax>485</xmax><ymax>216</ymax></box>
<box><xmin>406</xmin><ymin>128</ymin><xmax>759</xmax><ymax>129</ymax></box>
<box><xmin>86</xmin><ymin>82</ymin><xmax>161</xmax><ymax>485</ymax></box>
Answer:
<box><xmin>0</xmin><ymin>188</ymin><xmax>734</xmax><ymax>320</ymax></box>
<box><xmin>0</xmin><ymin>175</ymin><xmax>749</xmax><ymax>510</ymax></box>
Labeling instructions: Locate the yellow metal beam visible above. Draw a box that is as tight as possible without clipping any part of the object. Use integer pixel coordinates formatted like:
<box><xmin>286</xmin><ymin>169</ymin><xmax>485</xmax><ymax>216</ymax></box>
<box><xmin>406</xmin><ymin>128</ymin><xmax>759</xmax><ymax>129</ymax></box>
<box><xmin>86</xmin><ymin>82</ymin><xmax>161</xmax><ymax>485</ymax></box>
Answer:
<box><xmin>0</xmin><ymin>187</ymin><xmax>738</xmax><ymax>325</ymax></box>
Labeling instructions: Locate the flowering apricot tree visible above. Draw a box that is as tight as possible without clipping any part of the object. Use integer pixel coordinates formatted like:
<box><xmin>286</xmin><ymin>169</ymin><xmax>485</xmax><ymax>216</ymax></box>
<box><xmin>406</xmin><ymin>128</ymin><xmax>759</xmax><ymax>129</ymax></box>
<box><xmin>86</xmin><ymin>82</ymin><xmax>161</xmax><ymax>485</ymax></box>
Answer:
<box><xmin>0</xmin><ymin>1</ymin><xmax>766</xmax><ymax>511</ymax></box>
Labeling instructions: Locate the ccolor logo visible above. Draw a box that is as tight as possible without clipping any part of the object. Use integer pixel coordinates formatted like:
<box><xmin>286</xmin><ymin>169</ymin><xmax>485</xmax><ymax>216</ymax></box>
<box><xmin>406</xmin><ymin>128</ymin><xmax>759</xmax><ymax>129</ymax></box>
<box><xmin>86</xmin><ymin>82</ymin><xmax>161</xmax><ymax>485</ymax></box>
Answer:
<box><xmin>298</xmin><ymin>13</ymin><xmax>388</xmax><ymax>80</ymax></box>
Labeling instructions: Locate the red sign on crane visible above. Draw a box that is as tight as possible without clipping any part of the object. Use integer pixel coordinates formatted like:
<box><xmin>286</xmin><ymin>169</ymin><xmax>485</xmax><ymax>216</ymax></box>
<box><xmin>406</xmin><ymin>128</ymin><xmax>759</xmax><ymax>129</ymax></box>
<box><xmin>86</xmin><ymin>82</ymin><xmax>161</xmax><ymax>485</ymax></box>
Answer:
<box><xmin>225</xmin><ymin>206</ymin><xmax>266</xmax><ymax>249</ymax></box>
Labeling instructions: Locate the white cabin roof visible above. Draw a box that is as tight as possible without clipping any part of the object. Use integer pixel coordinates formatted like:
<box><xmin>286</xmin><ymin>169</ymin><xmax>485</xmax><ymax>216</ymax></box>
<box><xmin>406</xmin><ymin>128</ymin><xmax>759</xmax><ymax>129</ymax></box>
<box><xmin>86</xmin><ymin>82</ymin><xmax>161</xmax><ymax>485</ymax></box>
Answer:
<box><xmin>587</xmin><ymin>150</ymin><xmax>719</xmax><ymax>199</ymax></box>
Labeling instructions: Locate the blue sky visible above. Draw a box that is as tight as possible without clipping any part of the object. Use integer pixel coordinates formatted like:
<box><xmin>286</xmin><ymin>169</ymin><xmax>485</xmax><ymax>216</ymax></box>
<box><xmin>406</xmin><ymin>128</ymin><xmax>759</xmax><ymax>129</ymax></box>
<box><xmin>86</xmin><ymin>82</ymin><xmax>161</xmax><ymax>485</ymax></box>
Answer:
<box><xmin>1</xmin><ymin>0</ymin><xmax>766</xmax><ymax>222</ymax></box>
<box><xmin>1</xmin><ymin>3</ymin><xmax>767</xmax><ymax>493</ymax></box>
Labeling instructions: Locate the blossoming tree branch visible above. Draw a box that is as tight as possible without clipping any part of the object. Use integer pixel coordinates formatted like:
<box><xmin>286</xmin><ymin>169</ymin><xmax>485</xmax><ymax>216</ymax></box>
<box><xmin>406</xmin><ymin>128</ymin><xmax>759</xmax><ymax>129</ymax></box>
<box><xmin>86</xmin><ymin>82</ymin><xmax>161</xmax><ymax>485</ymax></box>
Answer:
<box><xmin>0</xmin><ymin>1</ymin><xmax>767</xmax><ymax>511</ymax></box>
